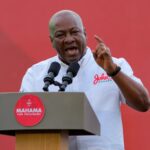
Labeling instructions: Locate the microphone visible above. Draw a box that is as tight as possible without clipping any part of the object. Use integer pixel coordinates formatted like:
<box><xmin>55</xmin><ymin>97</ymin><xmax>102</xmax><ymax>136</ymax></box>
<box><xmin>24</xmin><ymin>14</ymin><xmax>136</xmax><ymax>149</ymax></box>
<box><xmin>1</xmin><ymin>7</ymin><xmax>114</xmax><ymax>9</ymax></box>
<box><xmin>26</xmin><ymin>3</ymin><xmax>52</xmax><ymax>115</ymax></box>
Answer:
<box><xmin>43</xmin><ymin>62</ymin><xmax>61</xmax><ymax>91</ymax></box>
<box><xmin>59</xmin><ymin>62</ymin><xmax>80</xmax><ymax>91</ymax></box>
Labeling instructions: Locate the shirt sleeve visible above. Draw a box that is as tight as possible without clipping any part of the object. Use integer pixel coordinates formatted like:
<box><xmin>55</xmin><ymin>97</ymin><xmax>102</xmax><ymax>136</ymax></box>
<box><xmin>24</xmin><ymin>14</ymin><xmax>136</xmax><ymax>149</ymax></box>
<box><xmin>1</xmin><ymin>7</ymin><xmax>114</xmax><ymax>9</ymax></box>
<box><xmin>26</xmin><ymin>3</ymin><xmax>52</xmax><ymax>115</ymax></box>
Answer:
<box><xmin>116</xmin><ymin>58</ymin><xmax>143</xmax><ymax>104</ymax></box>
<box><xmin>19</xmin><ymin>67</ymin><xmax>35</xmax><ymax>92</ymax></box>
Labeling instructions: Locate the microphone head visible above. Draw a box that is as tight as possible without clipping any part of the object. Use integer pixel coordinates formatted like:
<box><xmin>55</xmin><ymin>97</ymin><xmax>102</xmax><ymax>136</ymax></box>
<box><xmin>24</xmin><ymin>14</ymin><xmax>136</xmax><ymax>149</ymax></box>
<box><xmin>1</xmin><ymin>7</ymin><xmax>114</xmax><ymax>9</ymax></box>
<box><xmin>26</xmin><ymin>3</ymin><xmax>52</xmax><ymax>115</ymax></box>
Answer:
<box><xmin>67</xmin><ymin>62</ymin><xmax>80</xmax><ymax>77</ymax></box>
<box><xmin>48</xmin><ymin>62</ymin><xmax>61</xmax><ymax>77</ymax></box>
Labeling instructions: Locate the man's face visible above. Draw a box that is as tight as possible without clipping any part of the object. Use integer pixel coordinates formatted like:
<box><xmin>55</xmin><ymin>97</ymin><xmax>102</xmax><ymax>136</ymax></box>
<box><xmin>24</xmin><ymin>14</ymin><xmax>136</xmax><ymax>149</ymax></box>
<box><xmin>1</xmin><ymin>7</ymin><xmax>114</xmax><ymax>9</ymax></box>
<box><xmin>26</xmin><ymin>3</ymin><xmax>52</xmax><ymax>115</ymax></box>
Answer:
<box><xmin>50</xmin><ymin>14</ymin><xmax>87</xmax><ymax>64</ymax></box>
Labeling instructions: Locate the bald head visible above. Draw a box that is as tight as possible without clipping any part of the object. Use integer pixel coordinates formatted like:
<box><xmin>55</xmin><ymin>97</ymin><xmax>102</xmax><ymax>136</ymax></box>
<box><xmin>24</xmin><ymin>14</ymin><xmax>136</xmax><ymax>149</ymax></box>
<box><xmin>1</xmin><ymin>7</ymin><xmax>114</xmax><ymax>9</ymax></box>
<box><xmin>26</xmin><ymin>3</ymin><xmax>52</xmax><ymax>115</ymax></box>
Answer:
<box><xmin>48</xmin><ymin>10</ymin><xmax>87</xmax><ymax>64</ymax></box>
<box><xmin>49</xmin><ymin>10</ymin><xmax>84</xmax><ymax>38</ymax></box>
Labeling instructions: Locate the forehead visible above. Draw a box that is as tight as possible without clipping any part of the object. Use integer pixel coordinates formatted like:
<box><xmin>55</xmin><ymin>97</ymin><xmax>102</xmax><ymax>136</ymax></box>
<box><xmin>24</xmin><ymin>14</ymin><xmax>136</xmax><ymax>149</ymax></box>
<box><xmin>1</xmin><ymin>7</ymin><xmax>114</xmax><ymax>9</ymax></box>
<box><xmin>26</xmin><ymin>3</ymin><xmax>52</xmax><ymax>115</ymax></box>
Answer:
<box><xmin>52</xmin><ymin>14</ymin><xmax>83</xmax><ymax>31</ymax></box>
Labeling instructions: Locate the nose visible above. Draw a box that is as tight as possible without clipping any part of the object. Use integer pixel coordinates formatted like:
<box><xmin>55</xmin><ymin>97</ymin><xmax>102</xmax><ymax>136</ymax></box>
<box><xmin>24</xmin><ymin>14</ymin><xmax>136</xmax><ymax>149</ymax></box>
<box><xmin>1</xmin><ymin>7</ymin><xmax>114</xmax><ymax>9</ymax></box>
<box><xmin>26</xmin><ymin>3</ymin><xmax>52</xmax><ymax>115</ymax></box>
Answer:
<box><xmin>64</xmin><ymin>33</ymin><xmax>75</xmax><ymax>44</ymax></box>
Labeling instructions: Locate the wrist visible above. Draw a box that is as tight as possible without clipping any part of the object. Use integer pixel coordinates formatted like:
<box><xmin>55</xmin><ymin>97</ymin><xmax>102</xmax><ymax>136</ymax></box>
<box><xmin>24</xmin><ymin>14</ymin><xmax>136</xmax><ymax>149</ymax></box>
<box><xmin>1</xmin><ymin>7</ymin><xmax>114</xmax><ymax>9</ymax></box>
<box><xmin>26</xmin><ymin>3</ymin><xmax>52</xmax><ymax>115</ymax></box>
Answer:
<box><xmin>107</xmin><ymin>65</ymin><xmax>121</xmax><ymax>77</ymax></box>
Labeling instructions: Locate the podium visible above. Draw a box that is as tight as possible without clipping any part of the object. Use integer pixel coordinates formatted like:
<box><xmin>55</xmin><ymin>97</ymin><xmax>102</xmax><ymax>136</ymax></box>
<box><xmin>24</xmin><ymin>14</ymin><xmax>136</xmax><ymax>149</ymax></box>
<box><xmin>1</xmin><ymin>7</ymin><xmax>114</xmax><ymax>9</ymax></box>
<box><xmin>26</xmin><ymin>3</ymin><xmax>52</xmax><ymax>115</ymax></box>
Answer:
<box><xmin>0</xmin><ymin>92</ymin><xmax>100</xmax><ymax>150</ymax></box>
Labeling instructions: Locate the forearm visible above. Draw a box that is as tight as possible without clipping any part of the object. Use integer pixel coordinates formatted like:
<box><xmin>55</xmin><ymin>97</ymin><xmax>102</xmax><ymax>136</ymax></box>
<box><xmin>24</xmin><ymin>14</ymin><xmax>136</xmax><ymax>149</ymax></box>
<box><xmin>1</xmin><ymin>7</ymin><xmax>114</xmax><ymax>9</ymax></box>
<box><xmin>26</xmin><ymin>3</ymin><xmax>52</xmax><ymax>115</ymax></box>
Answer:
<box><xmin>112</xmin><ymin>71</ymin><xmax>150</xmax><ymax>112</ymax></box>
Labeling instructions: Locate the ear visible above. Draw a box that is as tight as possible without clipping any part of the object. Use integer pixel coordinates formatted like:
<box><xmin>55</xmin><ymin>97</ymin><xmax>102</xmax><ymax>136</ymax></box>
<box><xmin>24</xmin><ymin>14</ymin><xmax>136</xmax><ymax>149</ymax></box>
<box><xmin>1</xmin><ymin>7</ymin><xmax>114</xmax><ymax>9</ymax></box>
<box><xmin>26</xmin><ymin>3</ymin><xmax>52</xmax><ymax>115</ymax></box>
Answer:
<box><xmin>84</xmin><ymin>28</ymin><xmax>86</xmax><ymax>36</ymax></box>
<box><xmin>84</xmin><ymin>28</ymin><xmax>87</xmax><ymax>39</ymax></box>
<box><xmin>49</xmin><ymin>35</ymin><xmax>56</xmax><ymax>49</ymax></box>
<box><xmin>49</xmin><ymin>35</ymin><xmax>53</xmax><ymax>42</ymax></box>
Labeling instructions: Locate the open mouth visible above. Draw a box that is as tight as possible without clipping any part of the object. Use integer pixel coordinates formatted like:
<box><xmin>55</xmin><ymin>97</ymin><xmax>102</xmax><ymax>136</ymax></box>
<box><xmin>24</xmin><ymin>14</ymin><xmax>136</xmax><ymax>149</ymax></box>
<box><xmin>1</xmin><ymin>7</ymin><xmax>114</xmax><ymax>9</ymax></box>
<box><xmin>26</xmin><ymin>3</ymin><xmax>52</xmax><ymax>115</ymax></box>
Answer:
<box><xmin>65</xmin><ymin>46</ymin><xmax>79</xmax><ymax>55</ymax></box>
<box><xmin>63</xmin><ymin>46</ymin><xmax>80</xmax><ymax>62</ymax></box>
<box><xmin>65</xmin><ymin>46</ymin><xmax>78</xmax><ymax>50</ymax></box>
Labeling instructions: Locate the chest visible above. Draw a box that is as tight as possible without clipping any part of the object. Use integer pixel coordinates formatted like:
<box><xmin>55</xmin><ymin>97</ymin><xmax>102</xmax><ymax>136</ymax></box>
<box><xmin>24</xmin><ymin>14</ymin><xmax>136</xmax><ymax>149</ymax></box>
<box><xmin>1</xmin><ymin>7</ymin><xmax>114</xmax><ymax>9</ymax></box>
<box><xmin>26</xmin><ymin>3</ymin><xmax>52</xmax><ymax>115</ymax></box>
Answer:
<box><xmin>35</xmin><ymin>64</ymin><xmax>120</xmax><ymax>111</ymax></box>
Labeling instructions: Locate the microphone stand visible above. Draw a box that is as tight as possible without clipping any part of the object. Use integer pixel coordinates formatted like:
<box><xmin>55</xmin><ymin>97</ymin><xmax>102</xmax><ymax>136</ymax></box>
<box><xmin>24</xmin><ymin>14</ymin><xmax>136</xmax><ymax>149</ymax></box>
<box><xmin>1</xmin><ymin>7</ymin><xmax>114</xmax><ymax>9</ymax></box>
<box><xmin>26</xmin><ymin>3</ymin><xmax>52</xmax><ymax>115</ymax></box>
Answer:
<box><xmin>43</xmin><ymin>80</ymin><xmax>64</xmax><ymax>92</ymax></box>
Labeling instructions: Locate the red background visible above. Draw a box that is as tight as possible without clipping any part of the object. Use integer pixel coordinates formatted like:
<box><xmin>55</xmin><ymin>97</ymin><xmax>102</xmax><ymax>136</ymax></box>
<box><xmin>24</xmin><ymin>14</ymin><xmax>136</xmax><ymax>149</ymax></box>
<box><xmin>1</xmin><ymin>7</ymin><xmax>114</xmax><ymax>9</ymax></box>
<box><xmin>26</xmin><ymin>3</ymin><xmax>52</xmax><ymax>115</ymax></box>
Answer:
<box><xmin>0</xmin><ymin>0</ymin><xmax>150</xmax><ymax>149</ymax></box>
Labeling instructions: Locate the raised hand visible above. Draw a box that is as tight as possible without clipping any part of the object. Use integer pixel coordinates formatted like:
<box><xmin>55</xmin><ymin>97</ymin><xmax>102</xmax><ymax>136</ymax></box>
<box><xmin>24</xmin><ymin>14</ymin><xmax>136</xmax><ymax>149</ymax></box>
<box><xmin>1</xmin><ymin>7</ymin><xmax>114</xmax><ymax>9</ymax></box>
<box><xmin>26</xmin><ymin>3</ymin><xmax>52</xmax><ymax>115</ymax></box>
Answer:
<box><xmin>93</xmin><ymin>35</ymin><xmax>117</xmax><ymax>74</ymax></box>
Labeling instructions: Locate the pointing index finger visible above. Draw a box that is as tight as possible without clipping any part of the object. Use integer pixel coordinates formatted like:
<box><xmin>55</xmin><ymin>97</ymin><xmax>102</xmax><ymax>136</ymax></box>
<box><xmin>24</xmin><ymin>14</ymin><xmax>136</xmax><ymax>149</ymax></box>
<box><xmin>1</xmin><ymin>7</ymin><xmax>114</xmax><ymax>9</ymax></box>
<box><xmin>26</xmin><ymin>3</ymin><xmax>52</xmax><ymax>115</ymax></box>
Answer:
<box><xmin>94</xmin><ymin>35</ymin><xmax>104</xmax><ymax>43</ymax></box>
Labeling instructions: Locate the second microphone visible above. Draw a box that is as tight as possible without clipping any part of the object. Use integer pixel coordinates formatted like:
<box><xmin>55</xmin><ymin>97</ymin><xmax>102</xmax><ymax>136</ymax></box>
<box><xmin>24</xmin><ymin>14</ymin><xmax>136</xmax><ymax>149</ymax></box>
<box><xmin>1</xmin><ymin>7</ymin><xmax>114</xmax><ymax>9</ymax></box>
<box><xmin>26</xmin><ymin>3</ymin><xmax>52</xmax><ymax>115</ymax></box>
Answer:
<box><xmin>59</xmin><ymin>62</ymin><xmax>80</xmax><ymax>91</ymax></box>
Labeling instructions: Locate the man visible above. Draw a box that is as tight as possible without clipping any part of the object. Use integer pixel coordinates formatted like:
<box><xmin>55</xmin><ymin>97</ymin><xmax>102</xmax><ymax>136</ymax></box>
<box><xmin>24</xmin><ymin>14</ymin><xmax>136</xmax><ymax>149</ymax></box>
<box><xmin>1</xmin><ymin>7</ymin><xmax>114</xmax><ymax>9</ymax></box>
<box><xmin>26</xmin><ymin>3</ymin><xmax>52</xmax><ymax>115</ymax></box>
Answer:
<box><xmin>20</xmin><ymin>10</ymin><xmax>150</xmax><ymax>150</ymax></box>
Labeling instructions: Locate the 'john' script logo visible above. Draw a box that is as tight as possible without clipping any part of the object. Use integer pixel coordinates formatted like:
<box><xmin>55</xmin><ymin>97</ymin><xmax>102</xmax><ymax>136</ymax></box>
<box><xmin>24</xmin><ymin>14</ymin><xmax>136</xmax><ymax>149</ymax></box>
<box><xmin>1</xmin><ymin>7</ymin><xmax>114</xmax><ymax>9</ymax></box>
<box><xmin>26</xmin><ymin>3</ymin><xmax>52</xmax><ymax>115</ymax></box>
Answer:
<box><xmin>93</xmin><ymin>73</ymin><xmax>112</xmax><ymax>85</ymax></box>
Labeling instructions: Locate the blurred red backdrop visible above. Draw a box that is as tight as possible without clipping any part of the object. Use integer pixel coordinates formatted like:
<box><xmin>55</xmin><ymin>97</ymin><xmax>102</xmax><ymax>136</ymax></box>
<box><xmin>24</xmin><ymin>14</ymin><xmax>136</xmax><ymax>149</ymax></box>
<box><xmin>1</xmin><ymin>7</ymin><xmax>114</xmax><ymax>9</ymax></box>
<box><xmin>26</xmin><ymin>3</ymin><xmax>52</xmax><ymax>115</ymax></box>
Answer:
<box><xmin>0</xmin><ymin>0</ymin><xmax>150</xmax><ymax>149</ymax></box>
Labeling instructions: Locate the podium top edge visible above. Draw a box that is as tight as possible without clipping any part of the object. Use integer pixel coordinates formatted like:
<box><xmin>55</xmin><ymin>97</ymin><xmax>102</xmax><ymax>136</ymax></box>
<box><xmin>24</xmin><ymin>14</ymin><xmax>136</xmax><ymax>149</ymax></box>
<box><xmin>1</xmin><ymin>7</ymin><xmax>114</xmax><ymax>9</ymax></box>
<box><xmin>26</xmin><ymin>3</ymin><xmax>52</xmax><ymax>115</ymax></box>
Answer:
<box><xmin>0</xmin><ymin>92</ymin><xmax>86</xmax><ymax>95</ymax></box>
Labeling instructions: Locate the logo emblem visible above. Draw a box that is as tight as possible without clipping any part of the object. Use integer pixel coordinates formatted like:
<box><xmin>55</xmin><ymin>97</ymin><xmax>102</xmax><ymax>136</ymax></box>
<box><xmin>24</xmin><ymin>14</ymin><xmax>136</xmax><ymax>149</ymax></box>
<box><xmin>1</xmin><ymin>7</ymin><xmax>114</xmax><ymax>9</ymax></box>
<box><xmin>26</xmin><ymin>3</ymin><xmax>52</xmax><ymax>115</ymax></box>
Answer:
<box><xmin>14</xmin><ymin>95</ymin><xmax>45</xmax><ymax>127</ymax></box>
<box><xmin>93</xmin><ymin>73</ymin><xmax>112</xmax><ymax>85</ymax></box>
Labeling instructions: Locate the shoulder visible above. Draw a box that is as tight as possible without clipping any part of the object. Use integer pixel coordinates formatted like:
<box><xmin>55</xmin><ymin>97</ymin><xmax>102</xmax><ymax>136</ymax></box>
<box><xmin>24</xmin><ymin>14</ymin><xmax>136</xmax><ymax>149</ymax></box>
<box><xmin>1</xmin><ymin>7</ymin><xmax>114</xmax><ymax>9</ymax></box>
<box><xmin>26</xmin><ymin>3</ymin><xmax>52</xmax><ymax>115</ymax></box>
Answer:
<box><xmin>28</xmin><ymin>55</ymin><xmax>58</xmax><ymax>73</ymax></box>
<box><xmin>112</xmin><ymin>57</ymin><xmax>131</xmax><ymax>68</ymax></box>
<box><xmin>112</xmin><ymin>57</ymin><xmax>133</xmax><ymax>74</ymax></box>
<box><xmin>112</xmin><ymin>57</ymin><xmax>129</xmax><ymax>65</ymax></box>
